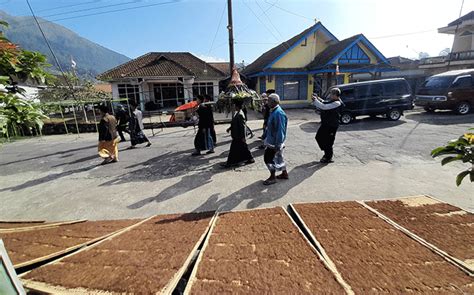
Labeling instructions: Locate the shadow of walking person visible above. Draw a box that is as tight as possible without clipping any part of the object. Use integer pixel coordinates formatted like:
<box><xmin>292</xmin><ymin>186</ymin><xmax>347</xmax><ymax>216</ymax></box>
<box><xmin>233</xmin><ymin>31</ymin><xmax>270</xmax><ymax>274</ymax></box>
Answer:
<box><xmin>126</xmin><ymin>159</ymin><xmax>230</xmax><ymax>210</ymax></box>
<box><xmin>191</xmin><ymin>162</ymin><xmax>326</xmax><ymax>213</ymax></box>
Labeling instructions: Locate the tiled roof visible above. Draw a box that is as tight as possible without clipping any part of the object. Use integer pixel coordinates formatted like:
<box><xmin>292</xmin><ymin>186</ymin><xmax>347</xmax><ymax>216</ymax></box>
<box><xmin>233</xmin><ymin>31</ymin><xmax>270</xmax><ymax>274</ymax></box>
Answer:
<box><xmin>97</xmin><ymin>52</ymin><xmax>226</xmax><ymax>80</ymax></box>
<box><xmin>448</xmin><ymin>11</ymin><xmax>474</xmax><ymax>27</ymax></box>
<box><xmin>242</xmin><ymin>22</ymin><xmax>335</xmax><ymax>75</ymax></box>
<box><xmin>126</xmin><ymin>57</ymin><xmax>193</xmax><ymax>77</ymax></box>
<box><xmin>208</xmin><ymin>62</ymin><xmax>231</xmax><ymax>75</ymax></box>
<box><xmin>307</xmin><ymin>35</ymin><xmax>362</xmax><ymax>70</ymax></box>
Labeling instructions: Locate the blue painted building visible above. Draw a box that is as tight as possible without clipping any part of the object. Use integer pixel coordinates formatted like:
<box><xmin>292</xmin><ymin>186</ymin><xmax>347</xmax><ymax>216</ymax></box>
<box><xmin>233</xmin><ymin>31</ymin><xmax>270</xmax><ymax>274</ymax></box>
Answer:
<box><xmin>242</xmin><ymin>22</ymin><xmax>395</xmax><ymax>106</ymax></box>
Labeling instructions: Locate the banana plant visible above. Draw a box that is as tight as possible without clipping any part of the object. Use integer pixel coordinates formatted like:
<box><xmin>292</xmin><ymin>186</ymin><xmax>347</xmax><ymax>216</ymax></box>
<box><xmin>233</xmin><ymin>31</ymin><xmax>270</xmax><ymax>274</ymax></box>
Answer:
<box><xmin>0</xmin><ymin>20</ymin><xmax>50</xmax><ymax>140</ymax></box>
<box><xmin>431</xmin><ymin>129</ymin><xmax>474</xmax><ymax>186</ymax></box>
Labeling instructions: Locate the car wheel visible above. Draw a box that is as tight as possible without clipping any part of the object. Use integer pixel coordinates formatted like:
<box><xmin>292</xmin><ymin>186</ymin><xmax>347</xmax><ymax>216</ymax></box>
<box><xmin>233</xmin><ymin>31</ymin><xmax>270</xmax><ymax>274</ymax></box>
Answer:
<box><xmin>423</xmin><ymin>106</ymin><xmax>435</xmax><ymax>113</ymax></box>
<box><xmin>387</xmin><ymin>109</ymin><xmax>401</xmax><ymax>121</ymax></box>
<box><xmin>456</xmin><ymin>102</ymin><xmax>471</xmax><ymax>115</ymax></box>
<box><xmin>340</xmin><ymin>112</ymin><xmax>353</xmax><ymax>124</ymax></box>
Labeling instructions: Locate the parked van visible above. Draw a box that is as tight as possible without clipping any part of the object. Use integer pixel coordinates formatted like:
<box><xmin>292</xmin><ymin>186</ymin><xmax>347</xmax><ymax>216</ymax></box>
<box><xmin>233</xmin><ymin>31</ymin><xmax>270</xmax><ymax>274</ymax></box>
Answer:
<box><xmin>415</xmin><ymin>69</ymin><xmax>474</xmax><ymax>115</ymax></box>
<box><xmin>326</xmin><ymin>78</ymin><xmax>413</xmax><ymax>124</ymax></box>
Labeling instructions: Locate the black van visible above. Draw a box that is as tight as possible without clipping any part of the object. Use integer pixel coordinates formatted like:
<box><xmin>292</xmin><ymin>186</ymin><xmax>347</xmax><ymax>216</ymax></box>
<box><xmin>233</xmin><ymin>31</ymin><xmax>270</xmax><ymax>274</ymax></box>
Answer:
<box><xmin>327</xmin><ymin>78</ymin><xmax>413</xmax><ymax>124</ymax></box>
<box><xmin>415</xmin><ymin>69</ymin><xmax>474</xmax><ymax>115</ymax></box>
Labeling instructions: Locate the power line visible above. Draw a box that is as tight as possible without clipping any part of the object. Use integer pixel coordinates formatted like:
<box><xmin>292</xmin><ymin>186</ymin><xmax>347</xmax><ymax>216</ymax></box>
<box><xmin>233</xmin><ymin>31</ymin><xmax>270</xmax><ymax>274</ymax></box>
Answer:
<box><xmin>209</xmin><ymin>0</ymin><xmax>279</xmax><ymax>53</ymax></box>
<box><xmin>208</xmin><ymin>1</ymin><xmax>227</xmax><ymax>55</ymax></box>
<box><xmin>52</xmin><ymin>0</ymin><xmax>180</xmax><ymax>22</ymax></box>
<box><xmin>242</xmin><ymin>0</ymin><xmax>281</xmax><ymax>45</ymax></box>
<box><xmin>42</xmin><ymin>0</ymin><xmax>140</xmax><ymax>18</ymax></box>
<box><xmin>255</xmin><ymin>0</ymin><xmax>291</xmax><ymax>50</ymax></box>
<box><xmin>264</xmin><ymin>0</ymin><xmax>313</xmax><ymax>21</ymax></box>
<box><xmin>36</xmin><ymin>0</ymin><xmax>101</xmax><ymax>13</ymax></box>
<box><xmin>235</xmin><ymin>41</ymin><xmax>279</xmax><ymax>45</ymax></box>
<box><xmin>15</xmin><ymin>0</ymin><xmax>181</xmax><ymax>30</ymax></box>
<box><xmin>25</xmin><ymin>0</ymin><xmax>74</xmax><ymax>93</ymax></box>
<box><xmin>369</xmin><ymin>29</ymin><xmax>437</xmax><ymax>39</ymax></box>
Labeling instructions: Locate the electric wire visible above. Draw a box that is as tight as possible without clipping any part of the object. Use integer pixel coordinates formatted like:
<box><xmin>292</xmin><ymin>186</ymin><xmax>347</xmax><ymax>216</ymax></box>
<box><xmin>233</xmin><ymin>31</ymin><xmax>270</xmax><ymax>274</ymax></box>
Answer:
<box><xmin>25</xmin><ymin>0</ymin><xmax>75</xmax><ymax>96</ymax></box>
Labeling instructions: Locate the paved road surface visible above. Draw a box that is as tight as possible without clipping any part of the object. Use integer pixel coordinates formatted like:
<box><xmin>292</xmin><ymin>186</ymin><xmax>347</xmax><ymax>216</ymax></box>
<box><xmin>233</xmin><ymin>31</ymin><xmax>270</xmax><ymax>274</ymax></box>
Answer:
<box><xmin>0</xmin><ymin>109</ymin><xmax>472</xmax><ymax>221</ymax></box>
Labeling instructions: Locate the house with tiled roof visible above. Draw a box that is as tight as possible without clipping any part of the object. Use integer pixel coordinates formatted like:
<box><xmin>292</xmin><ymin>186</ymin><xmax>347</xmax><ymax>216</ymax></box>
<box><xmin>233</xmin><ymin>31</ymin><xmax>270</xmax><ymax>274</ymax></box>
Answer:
<box><xmin>97</xmin><ymin>52</ymin><xmax>226</xmax><ymax>110</ymax></box>
<box><xmin>242</xmin><ymin>22</ymin><xmax>394</xmax><ymax>106</ymax></box>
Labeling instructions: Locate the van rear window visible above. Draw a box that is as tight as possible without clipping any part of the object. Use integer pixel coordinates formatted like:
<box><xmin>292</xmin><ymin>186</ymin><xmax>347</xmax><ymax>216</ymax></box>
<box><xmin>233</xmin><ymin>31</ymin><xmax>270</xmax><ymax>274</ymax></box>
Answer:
<box><xmin>422</xmin><ymin>76</ymin><xmax>455</xmax><ymax>89</ymax></box>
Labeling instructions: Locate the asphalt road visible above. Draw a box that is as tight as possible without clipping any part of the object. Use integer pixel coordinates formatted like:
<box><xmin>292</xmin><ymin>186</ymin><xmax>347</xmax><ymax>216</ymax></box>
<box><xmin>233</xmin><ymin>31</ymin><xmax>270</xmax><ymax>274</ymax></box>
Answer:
<box><xmin>0</xmin><ymin>109</ymin><xmax>473</xmax><ymax>221</ymax></box>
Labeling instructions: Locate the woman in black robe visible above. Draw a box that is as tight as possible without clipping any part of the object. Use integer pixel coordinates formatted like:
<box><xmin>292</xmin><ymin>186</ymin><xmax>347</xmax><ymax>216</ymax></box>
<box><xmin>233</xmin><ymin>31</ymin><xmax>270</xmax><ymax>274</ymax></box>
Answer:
<box><xmin>221</xmin><ymin>100</ymin><xmax>255</xmax><ymax>168</ymax></box>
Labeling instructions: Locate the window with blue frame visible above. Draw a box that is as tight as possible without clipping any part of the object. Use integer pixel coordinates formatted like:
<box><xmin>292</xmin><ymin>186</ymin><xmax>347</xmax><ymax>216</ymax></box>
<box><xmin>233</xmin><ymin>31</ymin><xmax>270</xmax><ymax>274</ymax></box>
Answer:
<box><xmin>276</xmin><ymin>75</ymin><xmax>308</xmax><ymax>100</ymax></box>
<box><xmin>338</xmin><ymin>44</ymin><xmax>370</xmax><ymax>64</ymax></box>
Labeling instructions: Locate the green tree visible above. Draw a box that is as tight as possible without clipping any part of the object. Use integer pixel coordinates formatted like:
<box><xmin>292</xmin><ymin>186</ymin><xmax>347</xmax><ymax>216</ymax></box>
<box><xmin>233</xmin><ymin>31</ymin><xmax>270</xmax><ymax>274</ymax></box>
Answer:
<box><xmin>36</xmin><ymin>72</ymin><xmax>110</xmax><ymax>103</ymax></box>
<box><xmin>0</xmin><ymin>20</ymin><xmax>51</xmax><ymax>139</ymax></box>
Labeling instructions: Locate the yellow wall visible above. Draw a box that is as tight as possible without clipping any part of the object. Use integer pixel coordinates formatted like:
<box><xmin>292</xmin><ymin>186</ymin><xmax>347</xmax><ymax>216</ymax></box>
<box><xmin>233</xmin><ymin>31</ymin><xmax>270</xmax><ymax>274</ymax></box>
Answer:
<box><xmin>357</xmin><ymin>42</ymin><xmax>377</xmax><ymax>64</ymax></box>
<box><xmin>272</xmin><ymin>30</ymin><xmax>333</xmax><ymax>69</ymax></box>
<box><xmin>343</xmin><ymin>73</ymin><xmax>350</xmax><ymax>84</ymax></box>
<box><xmin>266</xmin><ymin>75</ymin><xmax>275</xmax><ymax>90</ymax></box>
<box><xmin>256</xmin><ymin>78</ymin><xmax>260</xmax><ymax>94</ymax></box>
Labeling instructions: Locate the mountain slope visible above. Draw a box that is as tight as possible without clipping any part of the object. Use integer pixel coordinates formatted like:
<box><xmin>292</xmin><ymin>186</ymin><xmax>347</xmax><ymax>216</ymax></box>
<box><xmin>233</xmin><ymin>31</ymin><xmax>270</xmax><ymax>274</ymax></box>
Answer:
<box><xmin>0</xmin><ymin>10</ymin><xmax>130</xmax><ymax>80</ymax></box>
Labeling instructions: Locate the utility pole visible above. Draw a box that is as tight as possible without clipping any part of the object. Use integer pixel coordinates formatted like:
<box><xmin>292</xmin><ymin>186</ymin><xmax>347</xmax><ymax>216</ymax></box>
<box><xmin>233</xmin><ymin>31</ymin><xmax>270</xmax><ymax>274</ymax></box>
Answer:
<box><xmin>227</xmin><ymin>0</ymin><xmax>235</xmax><ymax>75</ymax></box>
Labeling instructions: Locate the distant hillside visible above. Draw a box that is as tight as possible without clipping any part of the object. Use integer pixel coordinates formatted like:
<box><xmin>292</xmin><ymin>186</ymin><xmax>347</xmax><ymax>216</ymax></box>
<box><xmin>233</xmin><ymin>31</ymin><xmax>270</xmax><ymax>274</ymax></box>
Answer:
<box><xmin>0</xmin><ymin>10</ymin><xmax>130</xmax><ymax>80</ymax></box>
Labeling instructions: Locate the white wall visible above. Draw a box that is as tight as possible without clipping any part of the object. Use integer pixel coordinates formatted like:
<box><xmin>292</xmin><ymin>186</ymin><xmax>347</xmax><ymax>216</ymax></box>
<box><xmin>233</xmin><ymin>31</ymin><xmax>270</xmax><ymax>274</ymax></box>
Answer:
<box><xmin>453</xmin><ymin>26</ymin><xmax>474</xmax><ymax>52</ymax></box>
<box><xmin>111</xmin><ymin>83</ymin><xmax>119</xmax><ymax>98</ymax></box>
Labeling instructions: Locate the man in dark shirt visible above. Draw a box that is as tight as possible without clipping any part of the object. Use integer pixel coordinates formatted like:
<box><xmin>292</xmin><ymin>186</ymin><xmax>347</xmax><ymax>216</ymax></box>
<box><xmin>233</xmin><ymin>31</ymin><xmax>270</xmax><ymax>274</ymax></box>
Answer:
<box><xmin>312</xmin><ymin>88</ymin><xmax>343</xmax><ymax>164</ymax></box>
<box><xmin>115</xmin><ymin>105</ymin><xmax>129</xmax><ymax>142</ymax></box>
<box><xmin>192</xmin><ymin>96</ymin><xmax>215</xmax><ymax>156</ymax></box>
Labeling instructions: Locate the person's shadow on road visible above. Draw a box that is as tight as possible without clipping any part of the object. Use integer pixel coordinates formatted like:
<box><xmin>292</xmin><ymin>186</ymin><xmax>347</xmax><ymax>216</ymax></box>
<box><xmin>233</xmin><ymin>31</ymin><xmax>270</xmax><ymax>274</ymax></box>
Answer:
<box><xmin>190</xmin><ymin>162</ymin><xmax>326</xmax><ymax>213</ymax></box>
<box><xmin>126</xmin><ymin>140</ymin><xmax>266</xmax><ymax>210</ymax></box>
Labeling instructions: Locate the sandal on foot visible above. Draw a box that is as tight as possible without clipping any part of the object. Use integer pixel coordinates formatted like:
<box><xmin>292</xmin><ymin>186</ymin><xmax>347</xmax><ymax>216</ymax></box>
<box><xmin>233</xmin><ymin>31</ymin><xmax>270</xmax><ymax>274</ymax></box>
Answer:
<box><xmin>263</xmin><ymin>179</ymin><xmax>277</xmax><ymax>185</ymax></box>
<box><xmin>276</xmin><ymin>174</ymin><xmax>289</xmax><ymax>180</ymax></box>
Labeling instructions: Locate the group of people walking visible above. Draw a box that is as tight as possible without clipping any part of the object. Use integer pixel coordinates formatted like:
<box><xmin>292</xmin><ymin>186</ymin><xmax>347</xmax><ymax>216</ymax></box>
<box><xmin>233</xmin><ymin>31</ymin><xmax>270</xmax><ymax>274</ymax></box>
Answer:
<box><xmin>97</xmin><ymin>87</ymin><xmax>344</xmax><ymax>185</ymax></box>
<box><xmin>188</xmin><ymin>90</ymin><xmax>290</xmax><ymax>185</ymax></box>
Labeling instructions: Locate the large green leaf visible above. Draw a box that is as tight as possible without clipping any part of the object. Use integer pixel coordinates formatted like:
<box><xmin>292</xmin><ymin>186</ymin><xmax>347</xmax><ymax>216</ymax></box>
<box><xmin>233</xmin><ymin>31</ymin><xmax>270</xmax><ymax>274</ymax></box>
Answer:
<box><xmin>441</xmin><ymin>155</ymin><xmax>463</xmax><ymax>166</ymax></box>
<box><xmin>456</xmin><ymin>170</ymin><xmax>471</xmax><ymax>186</ymax></box>
<box><xmin>431</xmin><ymin>148</ymin><xmax>462</xmax><ymax>158</ymax></box>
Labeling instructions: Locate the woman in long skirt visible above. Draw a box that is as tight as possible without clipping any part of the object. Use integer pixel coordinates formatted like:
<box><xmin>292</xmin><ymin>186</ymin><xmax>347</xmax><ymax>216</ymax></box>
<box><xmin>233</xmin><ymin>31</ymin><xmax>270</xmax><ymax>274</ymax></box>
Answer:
<box><xmin>97</xmin><ymin>104</ymin><xmax>119</xmax><ymax>165</ymax></box>
<box><xmin>221</xmin><ymin>100</ymin><xmax>254</xmax><ymax>168</ymax></box>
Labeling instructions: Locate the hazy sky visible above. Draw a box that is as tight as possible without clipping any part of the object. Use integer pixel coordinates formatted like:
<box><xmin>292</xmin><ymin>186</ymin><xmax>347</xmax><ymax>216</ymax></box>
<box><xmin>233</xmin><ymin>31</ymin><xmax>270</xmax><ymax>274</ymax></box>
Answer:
<box><xmin>1</xmin><ymin>0</ymin><xmax>470</xmax><ymax>63</ymax></box>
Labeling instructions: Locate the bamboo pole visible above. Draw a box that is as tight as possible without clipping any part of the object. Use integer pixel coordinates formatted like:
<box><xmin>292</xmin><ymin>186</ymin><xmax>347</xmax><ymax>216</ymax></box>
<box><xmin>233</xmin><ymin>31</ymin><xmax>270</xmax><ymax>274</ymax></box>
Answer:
<box><xmin>91</xmin><ymin>104</ymin><xmax>98</xmax><ymax>134</ymax></box>
<box><xmin>71</xmin><ymin>103</ymin><xmax>80</xmax><ymax>138</ymax></box>
<box><xmin>82</xmin><ymin>104</ymin><xmax>89</xmax><ymax>123</ymax></box>
<box><xmin>148</xmin><ymin>109</ymin><xmax>155</xmax><ymax>136</ymax></box>
<box><xmin>59</xmin><ymin>105</ymin><xmax>69</xmax><ymax>135</ymax></box>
